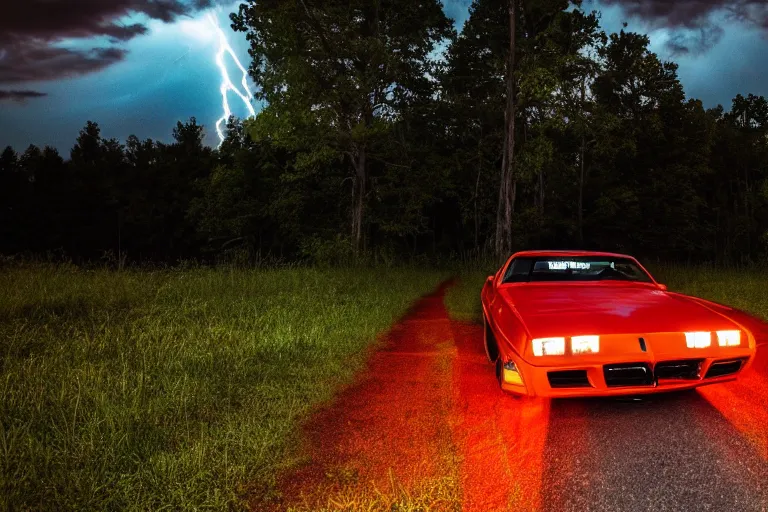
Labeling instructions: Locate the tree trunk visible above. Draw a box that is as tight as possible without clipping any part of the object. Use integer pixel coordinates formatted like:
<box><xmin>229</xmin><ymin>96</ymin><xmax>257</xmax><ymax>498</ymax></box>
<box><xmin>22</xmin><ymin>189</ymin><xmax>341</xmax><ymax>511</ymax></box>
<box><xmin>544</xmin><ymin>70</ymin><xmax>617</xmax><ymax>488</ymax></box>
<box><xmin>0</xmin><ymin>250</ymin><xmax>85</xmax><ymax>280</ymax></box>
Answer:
<box><xmin>495</xmin><ymin>131</ymin><xmax>508</xmax><ymax>258</ymax></box>
<box><xmin>495</xmin><ymin>0</ymin><xmax>517</xmax><ymax>262</ymax></box>
<box><xmin>538</xmin><ymin>163</ymin><xmax>544</xmax><ymax>246</ymax></box>
<box><xmin>744</xmin><ymin>162</ymin><xmax>751</xmax><ymax>258</ymax></box>
<box><xmin>474</xmin><ymin>133</ymin><xmax>483</xmax><ymax>250</ymax></box>
<box><xmin>578</xmin><ymin>79</ymin><xmax>586</xmax><ymax>246</ymax></box>
<box><xmin>351</xmin><ymin>147</ymin><xmax>366</xmax><ymax>257</ymax></box>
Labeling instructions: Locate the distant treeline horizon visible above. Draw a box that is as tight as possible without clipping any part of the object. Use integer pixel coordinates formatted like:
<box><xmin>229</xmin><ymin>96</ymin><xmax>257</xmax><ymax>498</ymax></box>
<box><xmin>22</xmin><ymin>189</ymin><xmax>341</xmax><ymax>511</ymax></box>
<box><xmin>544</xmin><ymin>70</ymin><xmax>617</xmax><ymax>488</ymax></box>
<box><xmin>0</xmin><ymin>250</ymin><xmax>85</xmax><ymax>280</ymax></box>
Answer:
<box><xmin>1</xmin><ymin>0</ymin><xmax>767</xmax><ymax>266</ymax></box>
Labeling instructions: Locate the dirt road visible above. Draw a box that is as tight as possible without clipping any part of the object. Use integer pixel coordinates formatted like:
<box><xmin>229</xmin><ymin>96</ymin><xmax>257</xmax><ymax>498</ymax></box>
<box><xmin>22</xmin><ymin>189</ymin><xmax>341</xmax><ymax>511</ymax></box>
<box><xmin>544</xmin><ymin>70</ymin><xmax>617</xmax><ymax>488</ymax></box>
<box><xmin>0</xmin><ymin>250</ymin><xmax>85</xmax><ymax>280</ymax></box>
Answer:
<box><xmin>256</xmin><ymin>283</ymin><xmax>768</xmax><ymax>511</ymax></box>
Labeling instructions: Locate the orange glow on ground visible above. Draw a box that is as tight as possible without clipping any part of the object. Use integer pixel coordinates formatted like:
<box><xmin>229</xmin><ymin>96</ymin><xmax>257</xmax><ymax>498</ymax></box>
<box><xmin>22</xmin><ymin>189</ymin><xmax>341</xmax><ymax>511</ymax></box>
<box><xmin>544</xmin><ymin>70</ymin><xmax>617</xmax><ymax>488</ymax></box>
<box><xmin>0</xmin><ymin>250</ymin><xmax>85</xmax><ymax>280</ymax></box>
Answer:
<box><xmin>249</xmin><ymin>284</ymin><xmax>768</xmax><ymax>510</ymax></box>
<box><xmin>697</xmin><ymin>309</ymin><xmax>768</xmax><ymax>460</ymax></box>
<box><xmin>251</xmin><ymin>283</ymin><xmax>556</xmax><ymax>510</ymax></box>
<box><xmin>255</xmin><ymin>283</ymin><xmax>459</xmax><ymax>510</ymax></box>
<box><xmin>699</xmin><ymin>341</ymin><xmax>768</xmax><ymax>460</ymax></box>
<box><xmin>450</xmin><ymin>321</ymin><xmax>551</xmax><ymax>511</ymax></box>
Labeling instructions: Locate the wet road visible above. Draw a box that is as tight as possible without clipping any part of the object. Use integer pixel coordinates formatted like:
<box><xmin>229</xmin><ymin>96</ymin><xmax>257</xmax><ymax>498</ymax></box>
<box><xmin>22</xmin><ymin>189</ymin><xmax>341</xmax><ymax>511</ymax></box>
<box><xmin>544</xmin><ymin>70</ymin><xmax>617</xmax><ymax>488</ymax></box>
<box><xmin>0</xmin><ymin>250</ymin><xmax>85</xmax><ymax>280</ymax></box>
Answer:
<box><xmin>258</xmin><ymin>284</ymin><xmax>768</xmax><ymax>511</ymax></box>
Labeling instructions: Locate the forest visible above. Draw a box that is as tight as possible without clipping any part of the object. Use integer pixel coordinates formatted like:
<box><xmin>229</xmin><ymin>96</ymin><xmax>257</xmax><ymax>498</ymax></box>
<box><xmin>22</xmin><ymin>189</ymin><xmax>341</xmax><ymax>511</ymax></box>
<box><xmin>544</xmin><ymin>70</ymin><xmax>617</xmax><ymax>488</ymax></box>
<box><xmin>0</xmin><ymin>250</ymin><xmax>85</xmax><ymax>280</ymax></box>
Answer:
<box><xmin>2</xmin><ymin>0</ymin><xmax>767</xmax><ymax>266</ymax></box>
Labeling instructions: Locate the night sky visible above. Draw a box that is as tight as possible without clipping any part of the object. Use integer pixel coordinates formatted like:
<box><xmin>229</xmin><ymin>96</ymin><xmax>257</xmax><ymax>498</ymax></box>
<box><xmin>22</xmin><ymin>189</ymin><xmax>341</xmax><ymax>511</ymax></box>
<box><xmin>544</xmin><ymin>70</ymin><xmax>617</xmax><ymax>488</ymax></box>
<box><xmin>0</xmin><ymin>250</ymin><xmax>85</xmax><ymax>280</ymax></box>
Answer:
<box><xmin>1</xmin><ymin>0</ymin><xmax>767</xmax><ymax>152</ymax></box>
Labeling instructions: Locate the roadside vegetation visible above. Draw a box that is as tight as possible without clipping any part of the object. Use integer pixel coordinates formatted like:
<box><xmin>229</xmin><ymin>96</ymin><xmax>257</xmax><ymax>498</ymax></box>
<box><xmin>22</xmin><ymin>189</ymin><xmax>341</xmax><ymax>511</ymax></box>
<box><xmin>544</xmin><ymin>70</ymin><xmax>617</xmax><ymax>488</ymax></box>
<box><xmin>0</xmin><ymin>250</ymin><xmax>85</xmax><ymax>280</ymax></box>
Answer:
<box><xmin>444</xmin><ymin>272</ymin><xmax>488</xmax><ymax>323</ymax></box>
<box><xmin>444</xmin><ymin>265</ymin><xmax>768</xmax><ymax>323</ymax></box>
<box><xmin>0</xmin><ymin>264</ymin><xmax>444</xmax><ymax>510</ymax></box>
<box><xmin>284</xmin><ymin>474</ymin><xmax>460</xmax><ymax>512</ymax></box>
<box><xmin>654</xmin><ymin>266</ymin><xmax>768</xmax><ymax>320</ymax></box>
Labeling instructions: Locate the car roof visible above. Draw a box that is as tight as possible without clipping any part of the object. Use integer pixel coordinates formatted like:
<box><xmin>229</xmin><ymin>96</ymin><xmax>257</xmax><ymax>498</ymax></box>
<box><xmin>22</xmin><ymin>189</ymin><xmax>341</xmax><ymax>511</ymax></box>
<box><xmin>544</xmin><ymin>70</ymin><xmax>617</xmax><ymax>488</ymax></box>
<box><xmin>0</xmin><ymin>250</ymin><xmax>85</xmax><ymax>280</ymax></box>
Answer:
<box><xmin>509</xmin><ymin>250</ymin><xmax>636</xmax><ymax>260</ymax></box>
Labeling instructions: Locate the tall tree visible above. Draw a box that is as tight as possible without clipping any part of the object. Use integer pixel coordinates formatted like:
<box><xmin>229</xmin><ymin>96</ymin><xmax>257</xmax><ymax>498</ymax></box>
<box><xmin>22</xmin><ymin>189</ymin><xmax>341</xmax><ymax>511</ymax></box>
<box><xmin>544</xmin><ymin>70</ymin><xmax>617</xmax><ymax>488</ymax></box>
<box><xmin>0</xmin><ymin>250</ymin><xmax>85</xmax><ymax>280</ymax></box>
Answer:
<box><xmin>442</xmin><ymin>0</ymin><xmax>507</xmax><ymax>254</ymax></box>
<box><xmin>232</xmin><ymin>0</ymin><xmax>453</xmax><ymax>256</ymax></box>
<box><xmin>444</xmin><ymin>0</ymin><xmax>602</xmax><ymax>256</ymax></box>
<box><xmin>496</xmin><ymin>0</ymin><xmax>517</xmax><ymax>260</ymax></box>
<box><xmin>0</xmin><ymin>146</ymin><xmax>28</xmax><ymax>253</ymax></box>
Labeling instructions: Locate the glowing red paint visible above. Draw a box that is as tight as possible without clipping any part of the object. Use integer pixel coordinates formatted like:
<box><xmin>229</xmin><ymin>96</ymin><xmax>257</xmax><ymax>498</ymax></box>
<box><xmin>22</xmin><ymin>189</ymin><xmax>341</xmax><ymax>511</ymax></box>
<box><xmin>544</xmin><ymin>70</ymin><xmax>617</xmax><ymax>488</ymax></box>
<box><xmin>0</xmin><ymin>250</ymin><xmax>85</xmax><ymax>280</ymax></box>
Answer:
<box><xmin>482</xmin><ymin>250</ymin><xmax>758</xmax><ymax>397</ymax></box>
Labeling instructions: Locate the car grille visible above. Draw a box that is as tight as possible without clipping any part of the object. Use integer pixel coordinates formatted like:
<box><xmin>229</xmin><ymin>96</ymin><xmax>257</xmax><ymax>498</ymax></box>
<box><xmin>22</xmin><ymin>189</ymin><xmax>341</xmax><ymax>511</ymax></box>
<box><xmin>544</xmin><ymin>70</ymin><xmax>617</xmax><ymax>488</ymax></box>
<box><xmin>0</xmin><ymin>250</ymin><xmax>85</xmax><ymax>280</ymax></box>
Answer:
<box><xmin>548</xmin><ymin>370</ymin><xmax>590</xmax><ymax>388</ymax></box>
<box><xmin>546</xmin><ymin>357</ymin><xmax>747</xmax><ymax>390</ymax></box>
<box><xmin>655</xmin><ymin>359</ymin><xmax>703</xmax><ymax>380</ymax></box>
<box><xmin>603</xmin><ymin>363</ymin><xmax>654</xmax><ymax>387</ymax></box>
<box><xmin>705</xmin><ymin>359</ymin><xmax>745</xmax><ymax>378</ymax></box>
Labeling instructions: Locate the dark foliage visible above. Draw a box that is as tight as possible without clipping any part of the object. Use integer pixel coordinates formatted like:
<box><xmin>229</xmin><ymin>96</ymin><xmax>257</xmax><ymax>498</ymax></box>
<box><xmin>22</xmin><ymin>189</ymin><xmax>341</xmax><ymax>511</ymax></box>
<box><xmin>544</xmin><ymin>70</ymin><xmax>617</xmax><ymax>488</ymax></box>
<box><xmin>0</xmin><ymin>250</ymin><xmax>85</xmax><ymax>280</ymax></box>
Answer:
<box><xmin>1</xmin><ymin>1</ymin><xmax>767</xmax><ymax>265</ymax></box>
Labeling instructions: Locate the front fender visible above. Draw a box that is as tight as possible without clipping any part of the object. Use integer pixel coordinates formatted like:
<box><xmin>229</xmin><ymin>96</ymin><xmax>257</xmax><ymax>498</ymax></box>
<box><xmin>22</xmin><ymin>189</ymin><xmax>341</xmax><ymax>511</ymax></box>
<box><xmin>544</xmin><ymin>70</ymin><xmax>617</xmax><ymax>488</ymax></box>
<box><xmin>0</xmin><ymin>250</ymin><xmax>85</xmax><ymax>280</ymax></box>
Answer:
<box><xmin>482</xmin><ymin>288</ymin><xmax>529</xmax><ymax>363</ymax></box>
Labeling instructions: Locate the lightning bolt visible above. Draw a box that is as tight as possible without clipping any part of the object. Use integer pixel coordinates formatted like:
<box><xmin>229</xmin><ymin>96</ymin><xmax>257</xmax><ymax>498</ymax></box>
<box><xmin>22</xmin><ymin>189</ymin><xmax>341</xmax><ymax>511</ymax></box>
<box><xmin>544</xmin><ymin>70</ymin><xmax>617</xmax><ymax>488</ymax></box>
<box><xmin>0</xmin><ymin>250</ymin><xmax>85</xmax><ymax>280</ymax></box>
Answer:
<box><xmin>206</xmin><ymin>12</ymin><xmax>256</xmax><ymax>145</ymax></box>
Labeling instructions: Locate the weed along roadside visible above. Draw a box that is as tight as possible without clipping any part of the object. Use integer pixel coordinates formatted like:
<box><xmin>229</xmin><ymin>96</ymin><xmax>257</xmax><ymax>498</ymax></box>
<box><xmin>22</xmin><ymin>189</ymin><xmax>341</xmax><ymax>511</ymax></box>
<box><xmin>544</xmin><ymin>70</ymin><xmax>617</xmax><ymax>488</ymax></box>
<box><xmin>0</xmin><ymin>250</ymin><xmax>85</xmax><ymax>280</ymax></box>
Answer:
<box><xmin>0</xmin><ymin>265</ymin><xmax>445</xmax><ymax>510</ymax></box>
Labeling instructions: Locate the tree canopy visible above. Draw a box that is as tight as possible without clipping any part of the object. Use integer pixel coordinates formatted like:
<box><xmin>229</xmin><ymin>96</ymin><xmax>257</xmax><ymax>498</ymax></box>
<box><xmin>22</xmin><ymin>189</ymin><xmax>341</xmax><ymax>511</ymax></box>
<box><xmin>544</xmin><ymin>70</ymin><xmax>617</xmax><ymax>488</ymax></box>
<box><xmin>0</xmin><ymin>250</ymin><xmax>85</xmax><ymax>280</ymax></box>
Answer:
<box><xmin>1</xmin><ymin>1</ymin><xmax>767</xmax><ymax>265</ymax></box>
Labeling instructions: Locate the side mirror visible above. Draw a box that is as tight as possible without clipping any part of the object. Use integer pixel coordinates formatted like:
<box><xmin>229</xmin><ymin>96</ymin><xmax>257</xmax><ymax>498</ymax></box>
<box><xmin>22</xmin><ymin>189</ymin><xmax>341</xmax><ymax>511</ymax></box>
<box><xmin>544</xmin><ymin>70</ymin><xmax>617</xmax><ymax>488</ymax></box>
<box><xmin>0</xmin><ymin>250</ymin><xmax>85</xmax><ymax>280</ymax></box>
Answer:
<box><xmin>657</xmin><ymin>283</ymin><xmax>668</xmax><ymax>291</ymax></box>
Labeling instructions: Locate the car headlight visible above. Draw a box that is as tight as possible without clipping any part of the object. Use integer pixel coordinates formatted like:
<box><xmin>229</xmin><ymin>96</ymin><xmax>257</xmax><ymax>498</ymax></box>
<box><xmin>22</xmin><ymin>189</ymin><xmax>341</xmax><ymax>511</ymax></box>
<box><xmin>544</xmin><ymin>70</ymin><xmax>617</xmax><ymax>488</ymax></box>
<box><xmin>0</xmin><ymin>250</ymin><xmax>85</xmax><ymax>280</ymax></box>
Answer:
<box><xmin>684</xmin><ymin>331</ymin><xmax>711</xmax><ymax>348</ymax></box>
<box><xmin>572</xmin><ymin>335</ymin><xmax>600</xmax><ymax>354</ymax></box>
<box><xmin>716</xmin><ymin>330</ymin><xmax>741</xmax><ymax>347</ymax></box>
<box><xmin>532</xmin><ymin>337</ymin><xmax>565</xmax><ymax>356</ymax></box>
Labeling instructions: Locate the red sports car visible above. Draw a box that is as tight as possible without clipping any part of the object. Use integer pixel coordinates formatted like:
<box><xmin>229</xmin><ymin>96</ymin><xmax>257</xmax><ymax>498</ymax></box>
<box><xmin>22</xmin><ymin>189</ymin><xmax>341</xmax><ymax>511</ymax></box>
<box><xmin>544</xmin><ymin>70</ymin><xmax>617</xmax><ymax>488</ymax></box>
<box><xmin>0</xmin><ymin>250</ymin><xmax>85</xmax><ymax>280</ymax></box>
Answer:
<box><xmin>481</xmin><ymin>250</ymin><xmax>757</xmax><ymax>397</ymax></box>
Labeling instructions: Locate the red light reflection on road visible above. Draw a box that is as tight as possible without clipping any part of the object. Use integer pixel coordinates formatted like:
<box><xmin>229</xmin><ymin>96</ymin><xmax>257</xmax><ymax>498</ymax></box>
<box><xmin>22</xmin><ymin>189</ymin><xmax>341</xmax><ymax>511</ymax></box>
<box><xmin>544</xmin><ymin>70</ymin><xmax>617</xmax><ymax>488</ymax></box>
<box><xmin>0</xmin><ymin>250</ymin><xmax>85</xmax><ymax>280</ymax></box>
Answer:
<box><xmin>451</xmin><ymin>322</ymin><xmax>551</xmax><ymax>511</ymax></box>
<box><xmin>260</xmin><ymin>286</ymin><xmax>458</xmax><ymax>510</ymax></box>
<box><xmin>698</xmin><ymin>343</ymin><xmax>768</xmax><ymax>460</ymax></box>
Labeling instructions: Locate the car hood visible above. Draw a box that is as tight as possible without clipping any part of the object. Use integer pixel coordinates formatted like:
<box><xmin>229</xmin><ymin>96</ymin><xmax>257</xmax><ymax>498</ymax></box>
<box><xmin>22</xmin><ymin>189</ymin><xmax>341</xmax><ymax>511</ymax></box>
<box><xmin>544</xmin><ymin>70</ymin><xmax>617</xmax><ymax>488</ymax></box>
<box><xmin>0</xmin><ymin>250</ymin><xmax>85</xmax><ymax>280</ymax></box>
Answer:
<box><xmin>499</xmin><ymin>283</ymin><xmax>740</xmax><ymax>338</ymax></box>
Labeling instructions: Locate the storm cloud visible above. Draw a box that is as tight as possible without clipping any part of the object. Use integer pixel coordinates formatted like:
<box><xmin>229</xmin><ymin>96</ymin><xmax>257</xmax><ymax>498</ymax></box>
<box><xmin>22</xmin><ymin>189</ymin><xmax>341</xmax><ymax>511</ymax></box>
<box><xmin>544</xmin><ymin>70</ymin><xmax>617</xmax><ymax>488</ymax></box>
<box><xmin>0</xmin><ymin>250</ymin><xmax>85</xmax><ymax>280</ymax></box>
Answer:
<box><xmin>0</xmin><ymin>0</ymin><xmax>224</xmax><ymax>93</ymax></box>
<box><xmin>596</xmin><ymin>0</ymin><xmax>768</xmax><ymax>55</ymax></box>
<box><xmin>0</xmin><ymin>89</ymin><xmax>48</xmax><ymax>103</ymax></box>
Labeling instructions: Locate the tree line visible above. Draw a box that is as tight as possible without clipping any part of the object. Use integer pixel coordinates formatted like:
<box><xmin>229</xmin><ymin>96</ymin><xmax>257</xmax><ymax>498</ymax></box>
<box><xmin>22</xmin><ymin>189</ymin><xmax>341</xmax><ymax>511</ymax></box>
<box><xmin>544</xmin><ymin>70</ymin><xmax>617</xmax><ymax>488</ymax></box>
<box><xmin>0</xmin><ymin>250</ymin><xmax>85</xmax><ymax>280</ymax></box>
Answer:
<box><xmin>2</xmin><ymin>0</ymin><xmax>767</xmax><ymax>265</ymax></box>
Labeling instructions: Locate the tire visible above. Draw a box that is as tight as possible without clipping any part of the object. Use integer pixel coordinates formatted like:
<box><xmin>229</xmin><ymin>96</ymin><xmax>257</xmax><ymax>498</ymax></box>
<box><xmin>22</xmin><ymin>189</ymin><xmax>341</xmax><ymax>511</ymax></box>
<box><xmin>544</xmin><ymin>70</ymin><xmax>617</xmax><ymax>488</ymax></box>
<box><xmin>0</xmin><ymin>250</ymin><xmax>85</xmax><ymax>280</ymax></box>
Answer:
<box><xmin>484</xmin><ymin>314</ymin><xmax>499</xmax><ymax>363</ymax></box>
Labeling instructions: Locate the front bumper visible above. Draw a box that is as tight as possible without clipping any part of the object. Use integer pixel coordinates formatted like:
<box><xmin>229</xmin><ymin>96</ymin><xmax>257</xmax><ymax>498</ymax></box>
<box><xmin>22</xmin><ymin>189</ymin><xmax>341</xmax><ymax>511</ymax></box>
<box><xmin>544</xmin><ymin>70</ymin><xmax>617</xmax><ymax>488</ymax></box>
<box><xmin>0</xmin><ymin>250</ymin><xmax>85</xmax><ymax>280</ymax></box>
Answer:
<box><xmin>500</xmin><ymin>352</ymin><xmax>754</xmax><ymax>398</ymax></box>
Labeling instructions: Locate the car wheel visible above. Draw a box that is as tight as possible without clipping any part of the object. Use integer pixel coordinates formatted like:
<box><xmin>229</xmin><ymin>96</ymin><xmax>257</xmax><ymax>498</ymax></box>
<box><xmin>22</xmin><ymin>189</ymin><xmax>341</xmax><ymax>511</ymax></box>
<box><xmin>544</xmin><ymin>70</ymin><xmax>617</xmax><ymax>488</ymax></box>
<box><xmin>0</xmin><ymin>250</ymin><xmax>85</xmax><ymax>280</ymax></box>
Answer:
<box><xmin>484</xmin><ymin>314</ymin><xmax>499</xmax><ymax>363</ymax></box>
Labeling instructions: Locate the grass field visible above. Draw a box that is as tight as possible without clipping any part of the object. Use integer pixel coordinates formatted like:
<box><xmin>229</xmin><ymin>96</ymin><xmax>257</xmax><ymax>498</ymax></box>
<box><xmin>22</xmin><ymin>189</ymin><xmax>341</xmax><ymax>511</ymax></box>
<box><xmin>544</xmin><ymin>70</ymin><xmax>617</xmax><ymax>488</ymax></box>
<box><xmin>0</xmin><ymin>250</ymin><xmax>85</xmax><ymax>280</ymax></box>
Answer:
<box><xmin>0</xmin><ymin>265</ymin><xmax>445</xmax><ymax>511</ymax></box>
<box><xmin>444</xmin><ymin>265</ymin><xmax>768</xmax><ymax>323</ymax></box>
<box><xmin>5</xmin><ymin>262</ymin><xmax>767</xmax><ymax>511</ymax></box>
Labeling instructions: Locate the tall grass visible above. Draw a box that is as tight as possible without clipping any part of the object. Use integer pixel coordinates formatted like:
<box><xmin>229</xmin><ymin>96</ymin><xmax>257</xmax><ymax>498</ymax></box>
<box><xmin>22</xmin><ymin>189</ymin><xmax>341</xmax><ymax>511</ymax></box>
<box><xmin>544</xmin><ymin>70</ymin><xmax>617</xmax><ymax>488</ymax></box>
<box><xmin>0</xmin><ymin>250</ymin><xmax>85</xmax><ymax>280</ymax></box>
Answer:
<box><xmin>0</xmin><ymin>265</ymin><xmax>445</xmax><ymax>510</ymax></box>
<box><xmin>652</xmin><ymin>265</ymin><xmax>768</xmax><ymax>319</ymax></box>
<box><xmin>444</xmin><ymin>265</ymin><xmax>768</xmax><ymax>323</ymax></box>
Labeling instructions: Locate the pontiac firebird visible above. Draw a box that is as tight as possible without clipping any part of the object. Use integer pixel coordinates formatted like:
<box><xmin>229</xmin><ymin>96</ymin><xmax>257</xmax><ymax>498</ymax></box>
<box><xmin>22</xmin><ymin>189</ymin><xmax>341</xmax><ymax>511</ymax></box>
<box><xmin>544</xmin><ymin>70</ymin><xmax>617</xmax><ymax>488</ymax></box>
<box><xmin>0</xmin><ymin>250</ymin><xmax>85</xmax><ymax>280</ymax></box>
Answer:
<box><xmin>481</xmin><ymin>250</ymin><xmax>757</xmax><ymax>397</ymax></box>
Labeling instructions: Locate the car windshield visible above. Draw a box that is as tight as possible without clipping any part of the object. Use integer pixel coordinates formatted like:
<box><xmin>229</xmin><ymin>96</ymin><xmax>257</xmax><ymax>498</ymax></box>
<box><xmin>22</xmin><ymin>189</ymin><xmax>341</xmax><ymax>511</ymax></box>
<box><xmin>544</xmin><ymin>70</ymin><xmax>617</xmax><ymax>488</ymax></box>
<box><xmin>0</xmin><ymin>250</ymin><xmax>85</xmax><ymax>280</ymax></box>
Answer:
<box><xmin>502</xmin><ymin>256</ymin><xmax>653</xmax><ymax>283</ymax></box>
